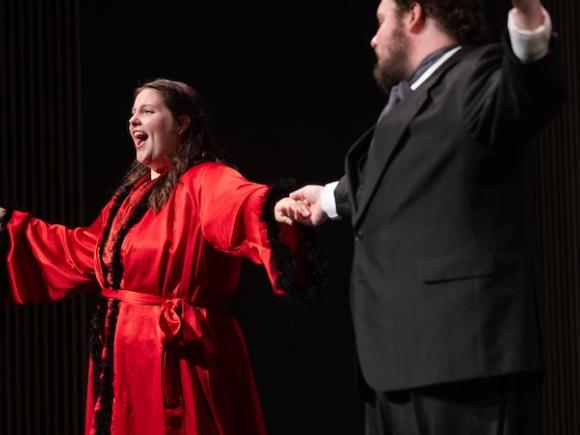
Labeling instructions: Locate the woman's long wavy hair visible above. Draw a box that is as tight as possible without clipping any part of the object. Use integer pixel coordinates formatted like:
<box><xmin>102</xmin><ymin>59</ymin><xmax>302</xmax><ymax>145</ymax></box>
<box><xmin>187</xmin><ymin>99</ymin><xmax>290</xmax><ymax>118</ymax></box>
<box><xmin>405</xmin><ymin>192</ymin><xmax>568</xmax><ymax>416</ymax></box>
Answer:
<box><xmin>118</xmin><ymin>79</ymin><xmax>219</xmax><ymax>211</ymax></box>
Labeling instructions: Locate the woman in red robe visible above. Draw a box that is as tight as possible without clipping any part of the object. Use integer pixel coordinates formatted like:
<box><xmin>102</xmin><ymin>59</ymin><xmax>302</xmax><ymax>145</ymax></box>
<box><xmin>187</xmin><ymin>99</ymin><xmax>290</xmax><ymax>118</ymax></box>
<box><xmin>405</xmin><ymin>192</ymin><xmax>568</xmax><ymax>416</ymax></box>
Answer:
<box><xmin>0</xmin><ymin>79</ymin><xmax>322</xmax><ymax>435</ymax></box>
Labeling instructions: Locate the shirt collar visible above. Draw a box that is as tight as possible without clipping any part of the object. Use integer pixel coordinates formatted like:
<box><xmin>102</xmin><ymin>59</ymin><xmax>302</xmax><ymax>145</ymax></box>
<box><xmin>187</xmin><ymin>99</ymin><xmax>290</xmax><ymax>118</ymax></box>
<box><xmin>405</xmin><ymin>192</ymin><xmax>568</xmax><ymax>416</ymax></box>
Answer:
<box><xmin>409</xmin><ymin>45</ymin><xmax>462</xmax><ymax>91</ymax></box>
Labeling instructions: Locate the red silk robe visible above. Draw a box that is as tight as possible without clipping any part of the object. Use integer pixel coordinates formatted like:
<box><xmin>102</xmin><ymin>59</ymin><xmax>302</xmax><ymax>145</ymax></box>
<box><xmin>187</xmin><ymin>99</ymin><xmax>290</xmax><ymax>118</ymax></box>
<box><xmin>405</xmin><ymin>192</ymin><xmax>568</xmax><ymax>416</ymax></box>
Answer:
<box><xmin>3</xmin><ymin>162</ymin><xmax>305</xmax><ymax>435</ymax></box>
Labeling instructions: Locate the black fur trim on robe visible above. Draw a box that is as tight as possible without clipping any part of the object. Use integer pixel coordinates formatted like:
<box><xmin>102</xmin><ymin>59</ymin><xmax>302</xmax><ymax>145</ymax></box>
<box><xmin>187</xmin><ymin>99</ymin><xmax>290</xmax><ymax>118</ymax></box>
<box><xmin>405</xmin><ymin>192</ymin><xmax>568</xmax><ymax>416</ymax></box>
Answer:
<box><xmin>88</xmin><ymin>180</ymin><xmax>155</xmax><ymax>435</ymax></box>
<box><xmin>261</xmin><ymin>180</ymin><xmax>327</xmax><ymax>305</ymax></box>
<box><xmin>94</xmin><ymin>299</ymin><xmax>120</xmax><ymax>435</ymax></box>
<box><xmin>0</xmin><ymin>208</ymin><xmax>13</xmax><ymax>304</ymax></box>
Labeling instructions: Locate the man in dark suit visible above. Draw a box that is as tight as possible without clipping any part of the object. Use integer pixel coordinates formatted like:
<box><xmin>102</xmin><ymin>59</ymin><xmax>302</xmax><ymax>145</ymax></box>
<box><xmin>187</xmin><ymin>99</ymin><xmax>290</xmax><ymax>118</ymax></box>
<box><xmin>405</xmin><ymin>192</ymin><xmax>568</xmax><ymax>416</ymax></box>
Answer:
<box><xmin>278</xmin><ymin>0</ymin><xmax>566</xmax><ymax>433</ymax></box>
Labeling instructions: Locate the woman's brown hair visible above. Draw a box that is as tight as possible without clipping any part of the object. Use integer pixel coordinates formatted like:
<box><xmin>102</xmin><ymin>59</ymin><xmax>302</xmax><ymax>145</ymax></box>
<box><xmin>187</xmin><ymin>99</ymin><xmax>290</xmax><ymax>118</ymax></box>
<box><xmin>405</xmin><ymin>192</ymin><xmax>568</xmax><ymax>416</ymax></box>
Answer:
<box><xmin>118</xmin><ymin>79</ymin><xmax>219</xmax><ymax>211</ymax></box>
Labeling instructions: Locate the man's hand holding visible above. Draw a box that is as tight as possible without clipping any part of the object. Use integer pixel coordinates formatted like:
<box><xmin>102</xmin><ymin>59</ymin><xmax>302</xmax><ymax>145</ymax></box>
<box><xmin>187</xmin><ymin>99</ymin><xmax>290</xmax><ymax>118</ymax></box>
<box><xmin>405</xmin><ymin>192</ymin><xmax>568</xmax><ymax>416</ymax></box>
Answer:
<box><xmin>290</xmin><ymin>185</ymin><xmax>328</xmax><ymax>226</ymax></box>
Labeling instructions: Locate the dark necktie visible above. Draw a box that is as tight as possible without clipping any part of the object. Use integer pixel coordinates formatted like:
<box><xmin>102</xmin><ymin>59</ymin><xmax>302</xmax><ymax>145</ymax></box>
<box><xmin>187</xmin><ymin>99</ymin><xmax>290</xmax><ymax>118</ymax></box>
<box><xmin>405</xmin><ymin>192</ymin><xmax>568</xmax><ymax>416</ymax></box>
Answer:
<box><xmin>377</xmin><ymin>80</ymin><xmax>411</xmax><ymax>123</ymax></box>
<box><xmin>356</xmin><ymin>45</ymin><xmax>459</xmax><ymax>205</ymax></box>
<box><xmin>374</xmin><ymin>44</ymin><xmax>458</xmax><ymax>126</ymax></box>
<box><xmin>356</xmin><ymin>79</ymin><xmax>410</xmax><ymax>199</ymax></box>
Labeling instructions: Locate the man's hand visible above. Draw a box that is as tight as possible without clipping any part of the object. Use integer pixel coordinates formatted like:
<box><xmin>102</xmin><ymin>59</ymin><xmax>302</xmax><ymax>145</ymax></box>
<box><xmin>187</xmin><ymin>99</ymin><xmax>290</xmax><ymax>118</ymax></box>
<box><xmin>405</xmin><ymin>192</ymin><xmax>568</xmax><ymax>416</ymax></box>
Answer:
<box><xmin>512</xmin><ymin>0</ymin><xmax>544</xmax><ymax>29</ymax></box>
<box><xmin>290</xmin><ymin>185</ymin><xmax>328</xmax><ymax>226</ymax></box>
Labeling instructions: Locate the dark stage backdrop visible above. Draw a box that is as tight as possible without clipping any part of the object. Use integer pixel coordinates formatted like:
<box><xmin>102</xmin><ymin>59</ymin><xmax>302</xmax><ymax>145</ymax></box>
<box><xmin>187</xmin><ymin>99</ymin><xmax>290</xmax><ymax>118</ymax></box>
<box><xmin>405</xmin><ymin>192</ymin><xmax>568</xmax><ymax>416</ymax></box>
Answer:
<box><xmin>1</xmin><ymin>1</ymin><xmax>579</xmax><ymax>434</ymax></box>
<box><xmin>537</xmin><ymin>1</ymin><xmax>580</xmax><ymax>434</ymax></box>
<box><xmin>0</xmin><ymin>0</ymin><xmax>89</xmax><ymax>434</ymax></box>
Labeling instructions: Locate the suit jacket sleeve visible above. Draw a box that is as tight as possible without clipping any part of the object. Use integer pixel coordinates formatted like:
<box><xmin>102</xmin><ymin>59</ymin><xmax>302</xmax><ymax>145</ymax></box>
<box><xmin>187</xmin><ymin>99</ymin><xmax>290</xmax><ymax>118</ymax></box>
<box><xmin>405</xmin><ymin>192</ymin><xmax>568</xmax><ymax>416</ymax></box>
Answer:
<box><xmin>334</xmin><ymin>175</ymin><xmax>352</xmax><ymax>220</ymax></box>
<box><xmin>463</xmin><ymin>33</ymin><xmax>566</xmax><ymax>145</ymax></box>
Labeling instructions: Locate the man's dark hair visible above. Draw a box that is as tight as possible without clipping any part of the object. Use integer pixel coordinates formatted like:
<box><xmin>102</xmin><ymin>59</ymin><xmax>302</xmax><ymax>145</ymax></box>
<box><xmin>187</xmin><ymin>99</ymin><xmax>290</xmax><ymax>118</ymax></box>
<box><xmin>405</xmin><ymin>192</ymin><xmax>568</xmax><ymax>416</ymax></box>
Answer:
<box><xmin>394</xmin><ymin>0</ymin><xmax>489</xmax><ymax>44</ymax></box>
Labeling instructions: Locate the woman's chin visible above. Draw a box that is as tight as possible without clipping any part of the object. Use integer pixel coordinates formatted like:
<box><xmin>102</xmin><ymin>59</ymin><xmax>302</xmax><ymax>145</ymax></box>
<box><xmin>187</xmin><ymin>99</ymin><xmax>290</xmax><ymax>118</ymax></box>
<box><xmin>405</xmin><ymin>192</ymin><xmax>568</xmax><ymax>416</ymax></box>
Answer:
<box><xmin>136</xmin><ymin>153</ymin><xmax>151</xmax><ymax>166</ymax></box>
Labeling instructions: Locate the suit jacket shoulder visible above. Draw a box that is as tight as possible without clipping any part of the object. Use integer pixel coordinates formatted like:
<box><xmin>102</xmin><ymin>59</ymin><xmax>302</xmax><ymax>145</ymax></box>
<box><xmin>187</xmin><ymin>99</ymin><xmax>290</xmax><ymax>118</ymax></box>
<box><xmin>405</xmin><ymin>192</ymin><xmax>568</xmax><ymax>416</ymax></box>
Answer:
<box><xmin>454</xmin><ymin>37</ymin><xmax>565</xmax><ymax>145</ymax></box>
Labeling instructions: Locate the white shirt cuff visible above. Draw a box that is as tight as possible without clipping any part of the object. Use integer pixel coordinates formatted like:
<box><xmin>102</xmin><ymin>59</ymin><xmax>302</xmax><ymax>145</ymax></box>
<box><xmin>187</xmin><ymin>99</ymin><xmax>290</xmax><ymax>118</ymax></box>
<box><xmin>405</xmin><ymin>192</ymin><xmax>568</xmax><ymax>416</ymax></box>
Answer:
<box><xmin>507</xmin><ymin>7</ymin><xmax>552</xmax><ymax>63</ymax></box>
<box><xmin>320</xmin><ymin>181</ymin><xmax>340</xmax><ymax>220</ymax></box>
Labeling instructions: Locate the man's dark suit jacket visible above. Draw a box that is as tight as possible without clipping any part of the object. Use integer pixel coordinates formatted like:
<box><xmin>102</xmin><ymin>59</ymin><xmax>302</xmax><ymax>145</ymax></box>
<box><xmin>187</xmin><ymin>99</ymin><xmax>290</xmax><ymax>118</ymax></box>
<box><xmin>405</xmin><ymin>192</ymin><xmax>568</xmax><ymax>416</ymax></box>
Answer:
<box><xmin>335</xmin><ymin>37</ymin><xmax>566</xmax><ymax>392</ymax></box>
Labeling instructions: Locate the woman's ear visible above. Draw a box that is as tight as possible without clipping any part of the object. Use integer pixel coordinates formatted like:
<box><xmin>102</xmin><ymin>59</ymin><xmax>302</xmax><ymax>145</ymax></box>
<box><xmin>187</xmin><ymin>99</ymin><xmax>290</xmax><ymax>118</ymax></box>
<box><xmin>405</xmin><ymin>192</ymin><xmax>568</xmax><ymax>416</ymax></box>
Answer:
<box><xmin>177</xmin><ymin>115</ymin><xmax>191</xmax><ymax>134</ymax></box>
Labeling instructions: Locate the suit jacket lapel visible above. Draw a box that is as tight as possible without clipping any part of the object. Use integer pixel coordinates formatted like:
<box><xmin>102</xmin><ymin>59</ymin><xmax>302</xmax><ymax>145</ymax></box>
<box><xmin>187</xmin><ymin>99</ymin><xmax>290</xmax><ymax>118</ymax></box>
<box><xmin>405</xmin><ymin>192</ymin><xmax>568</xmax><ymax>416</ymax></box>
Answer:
<box><xmin>344</xmin><ymin>125</ymin><xmax>374</xmax><ymax>212</ymax></box>
<box><xmin>352</xmin><ymin>49</ymin><xmax>467</xmax><ymax>228</ymax></box>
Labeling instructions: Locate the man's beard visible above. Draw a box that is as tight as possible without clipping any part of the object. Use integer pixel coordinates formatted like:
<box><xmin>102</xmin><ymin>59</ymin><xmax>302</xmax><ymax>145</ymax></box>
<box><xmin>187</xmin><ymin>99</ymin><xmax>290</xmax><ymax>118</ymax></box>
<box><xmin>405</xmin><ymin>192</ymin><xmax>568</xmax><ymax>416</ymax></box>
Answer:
<box><xmin>373</xmin><ymin>21</ymin><xmax>410</xmax><ymax>94</ymax></box>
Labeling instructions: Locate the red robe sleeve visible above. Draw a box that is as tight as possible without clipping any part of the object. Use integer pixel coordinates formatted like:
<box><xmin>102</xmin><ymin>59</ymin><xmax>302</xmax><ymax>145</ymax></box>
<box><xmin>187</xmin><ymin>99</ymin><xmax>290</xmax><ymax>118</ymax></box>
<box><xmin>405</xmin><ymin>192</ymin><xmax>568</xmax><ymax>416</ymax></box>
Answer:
<box><xmin>193</xmin><ymin>163</ymin><xmax>321</xmax><ymax>296</ymax></box>
<box><xmin>2</xmin><ymin>209</ymin><xmax>105</xmax><ymax>304</ymax></box>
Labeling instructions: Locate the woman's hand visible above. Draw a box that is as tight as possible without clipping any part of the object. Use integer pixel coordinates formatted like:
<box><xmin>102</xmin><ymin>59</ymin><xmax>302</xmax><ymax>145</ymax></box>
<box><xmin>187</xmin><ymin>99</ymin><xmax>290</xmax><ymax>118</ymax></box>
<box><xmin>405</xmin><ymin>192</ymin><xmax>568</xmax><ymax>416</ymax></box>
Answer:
<box><xmin>0</xmin><ymin>207</ymin><xmax>6</xmax><ymax>232</ymax></box>
<box><xmin>274</xmin><ymin>197</ymin><xmax>312</xmax><ymax>226</ymax></box>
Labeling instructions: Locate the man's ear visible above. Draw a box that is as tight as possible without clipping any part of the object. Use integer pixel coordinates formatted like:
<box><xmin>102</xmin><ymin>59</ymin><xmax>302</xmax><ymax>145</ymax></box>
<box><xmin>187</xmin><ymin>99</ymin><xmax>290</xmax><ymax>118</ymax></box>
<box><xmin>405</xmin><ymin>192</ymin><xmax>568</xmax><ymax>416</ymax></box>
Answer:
<box><xmin>177</xmin><ymin>115</ymin><xmax>190</xmax><ymax>134</ymax></box>
<box><xmin>407</xmin><ymin>2</ymin><xmax>427</xmax><ymax>33</ymax></box>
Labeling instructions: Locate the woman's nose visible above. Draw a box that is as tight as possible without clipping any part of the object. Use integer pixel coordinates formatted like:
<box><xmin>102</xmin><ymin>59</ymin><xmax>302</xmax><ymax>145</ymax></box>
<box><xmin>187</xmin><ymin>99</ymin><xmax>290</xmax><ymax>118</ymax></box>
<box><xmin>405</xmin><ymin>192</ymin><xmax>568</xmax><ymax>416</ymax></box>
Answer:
<box><xmin>129</xmin><ymin>113</ymin><xmax>140</xmax><ymax>125</ymax></box>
